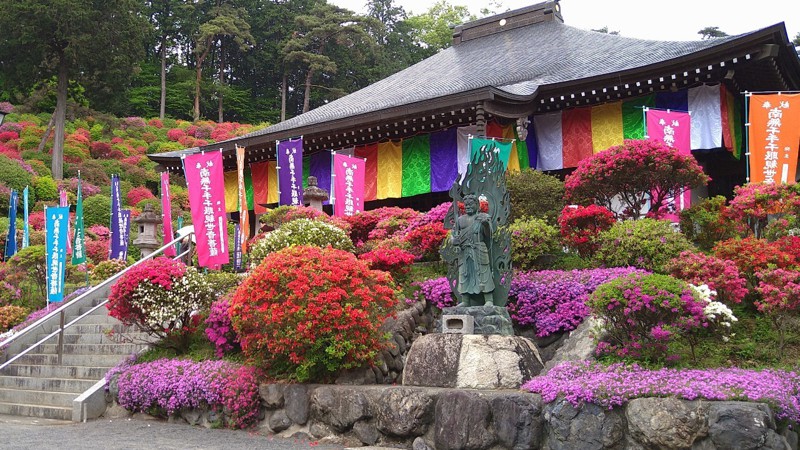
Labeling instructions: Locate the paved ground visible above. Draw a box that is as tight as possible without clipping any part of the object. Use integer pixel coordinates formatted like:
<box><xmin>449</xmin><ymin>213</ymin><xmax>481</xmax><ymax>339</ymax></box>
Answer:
<box><xmin>0</xmin><ymin>414</ymin><xmax>345</xmax><ymax>450</ymax></box>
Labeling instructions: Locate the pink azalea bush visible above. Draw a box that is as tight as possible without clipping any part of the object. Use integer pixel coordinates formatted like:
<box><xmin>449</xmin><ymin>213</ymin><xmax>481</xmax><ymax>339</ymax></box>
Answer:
<box><xmin>205</xmin><ymin>296</ymin><xmax>240</xmax><ymax>358</ymax></box>
<box><xmin>725</xmin><ymin>182</ymin><xmax>800</xmax><ymax>238</ymax></box>
<box><xmin>523</xmin><ymin>361</ymin><xmax>800</xmax><ymax>423</ymax></box>
<box><xmin>665</xmin><ymin>251</ymin><xmax>748</xmax><ymax>305</ymax></box>
<box><xmin>126</xmin><ymin>186</ymin><xmax>155</xmax><ymax>206</ymax></box>
<box><xmin>565</xmin><ymin>139</ymin><xmax>709</xmax><ymax>220</ymax></box>
<box><xmin>109</xmin><ymin>358</ymin><xmax>260</xmax><ymax>429</ymax></box>
<box><xmin>410</xmin><ymin>277</ymin><xmax>455</xmax><ymax>309</ymax></box>
<box><xmin>755</xmin><ymin>268</ymin><xmax>800</xmax><ymax>350</ymax></box>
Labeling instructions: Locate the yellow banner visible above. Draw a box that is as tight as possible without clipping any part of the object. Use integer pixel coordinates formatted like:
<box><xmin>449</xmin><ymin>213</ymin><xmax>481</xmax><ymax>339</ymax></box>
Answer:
<box><xmin>591</xmin><ymin>102</ymin><xmax>624</xmax><ymax>153</ymax></box>
<box><xmin>377</xmin><ymin>141</ymin><xmax>402</xmax><ymax>199</ymax></box>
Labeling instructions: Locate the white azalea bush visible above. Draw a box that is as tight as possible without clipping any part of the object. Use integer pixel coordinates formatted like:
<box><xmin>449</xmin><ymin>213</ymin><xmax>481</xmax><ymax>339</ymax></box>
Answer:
<box><xmin>248</xmin><ymin>218</ymin><xmax>355</xmax><ymax>267</ymax></box>
<box><xmin>691</xmin><ymin>283</ymin><xmax>738</xmax><ymax>341</ymax></box>
<box><xmin>107</xmin><ymin>257</ymin><xmax>214</xmax><ymax>351</ymax></box>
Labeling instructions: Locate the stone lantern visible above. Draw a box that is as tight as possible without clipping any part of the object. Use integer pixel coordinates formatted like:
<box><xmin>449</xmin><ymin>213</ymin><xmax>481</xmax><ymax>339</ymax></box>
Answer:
<box><xmin>303</xmin><ymin>176</ymin><xmax>329</xmax><ymax>212</ymax></box>
<box><xmin>133</xmin><ymin>203</ymin><xmax>162</xmax><ymax>258</ymax></box>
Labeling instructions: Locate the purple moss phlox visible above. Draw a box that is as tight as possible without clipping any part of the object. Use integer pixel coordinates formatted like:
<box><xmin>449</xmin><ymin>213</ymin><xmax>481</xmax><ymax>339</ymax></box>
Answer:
<box><xmin>524</xmin><ymin>361</ymin><xmax>800</xmax><ymax>423</ymax></box>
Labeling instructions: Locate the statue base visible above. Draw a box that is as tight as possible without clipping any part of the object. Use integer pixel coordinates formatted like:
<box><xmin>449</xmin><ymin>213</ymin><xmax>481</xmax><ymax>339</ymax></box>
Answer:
<box><xmin>440</xmin><ymin>305</ymin><xmax>513</xmax><ymax>336</ymax></box>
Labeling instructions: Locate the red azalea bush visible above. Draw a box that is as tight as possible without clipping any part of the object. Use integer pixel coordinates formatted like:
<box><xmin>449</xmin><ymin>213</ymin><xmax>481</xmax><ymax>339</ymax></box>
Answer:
<box><xmin>230</xmin><ymin>245</ymin><xmax>398</xmax><ymax>382</ymax></box>
<box><xmin>0</xmin><ymin>131</ymin><xmax>19</xmax><ymax>142</ymax></box>
<box><xmin>755</xmin><ymin>268</ymin><xmax>800</xmax><ymax>350</ymax></box>
<box><xmin>126</xmin><ymin>186</ymin><xmax>155</xmax><ymax>206</ymax></box>
<box><xmin>565</xmin><ymin>139</ymin><xmax>709</xmax><ymax>220</ymax></box>
<box><xmin>343</xmin><ymin>207</ymin><xmax>413</xmax><ymax>245</ymax></box>
<box><xmin>166</xmin><ymin>128</ymin><xmax>185</xmax><ymax>141</ymax></box>
<box><xmin>558</xmin><ymin>205</ymin><xmax>616</xmax><ymax>257</ymax></box>
<box><xmin>665</xmin><ymin>251</ymin><xmax>748</xmax><ymax>305</ymax></box>
<box><xmin>725</xmin><ymin>182</ymin><xmax>800</xmax><ymax>238</ymax></box>
<box><xmin>401</xmin><ymin>221</ymin><xmax>449</xmax><ymax>261</ymax></box>
<box><xmin>28</xmin><ymin>211</ymin><xmax>45</xmax><ymax>231</ymax></box>
<box><xmin>713</xmin><ymin>236</ymin><xmax>798</xmax><ymax>286</ymax></box>
<box><xmin>358</xmin><ymin>247</ymin><xmax>416</xmax><ymax>280</ymax></box>
<box><xmin>367</xmin><ymin>208</ymin><xmax>420</xmax><ymax>240</ymax></box>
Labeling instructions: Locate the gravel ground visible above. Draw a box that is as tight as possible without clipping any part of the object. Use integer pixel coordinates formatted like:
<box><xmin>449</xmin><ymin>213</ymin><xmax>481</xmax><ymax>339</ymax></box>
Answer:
<box><xmin>0</xmin><ymin>414</ymin><xmax>344</xmax><ymax>450</ymax></box>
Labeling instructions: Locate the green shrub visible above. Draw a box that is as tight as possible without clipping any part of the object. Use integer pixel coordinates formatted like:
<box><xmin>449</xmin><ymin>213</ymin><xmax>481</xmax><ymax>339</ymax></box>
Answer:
<box><xmin>204</xmin><ymin>271</ymin><xmax>242</xmax><ymax>297</ymax></box>
<box><xmin>506</xmin><ymin>169</ymin><xmax>565</xmax><ymax>224</ymax></box>
<box><xmin>83</xmin><ymin>195</ymin><xmax>112</xmax><ymax>228</ymax></box>
<box><xmin>248</xmin><ymin>218</ymin><xmax>354</xmax><ymax>267</ymax></box>
<box><xmin>593</xmin><ymin>218</ymin><xmax>694</xmax><ymax>273</ymax></box>
<box><xmin>509</xmin><ymin>217</ymin><xmax>562</xmax><ymax>271</ymax></box>
<box><xmin>0</xmin><ymin>305</ymin><xmax>30</xmax><ymax>331</ymax></box>
<box><xmin>678</xmin><ymin>196</ymin><xmax>736</xmax><ymax>251</ymax></box>
<box><xmin>33</xmin><ymin>176</ymin><xmax>58</xmax><ymax>202</ymax></box>
<box><xmin>0</xmin><ymin>155</ymin><xmax>34</xmax><ymax>194</ymax></box>
<box><xmin>25</xmin><ymin>159</ymin><xmax>51</xmax><ymax>177</ymax></box>
<box><xmin>90</xmin><ymin>259</ymin><xmax>128</xmax><ymax>284</ymax></box>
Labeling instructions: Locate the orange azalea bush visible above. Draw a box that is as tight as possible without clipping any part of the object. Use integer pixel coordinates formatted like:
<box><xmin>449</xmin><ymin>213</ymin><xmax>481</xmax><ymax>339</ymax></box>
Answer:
<box><xmin>230</xmin><ymin>245</ymin><xmax>398</xmax><ymax>382</ymax></box>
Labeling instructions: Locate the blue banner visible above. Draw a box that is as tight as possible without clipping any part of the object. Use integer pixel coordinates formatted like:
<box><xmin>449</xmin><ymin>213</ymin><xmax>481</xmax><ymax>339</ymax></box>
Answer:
<box><xmin>22</xmin><ymin>186</ymin><xmax>29</xmax><ymax>249</ymax></box>
<box><xmin>112</xmin><ymin>209</ymin><xmax>131</xmax><ymax>261</ymax></box>
<box><xmin>4</xmin><ymin>189</ymin><xmax>17</xmax><ymax>258</ymax></box>
<box><xmin>109</xmin><ymin>175</ymin><xmax>127</xmax><ymax>260</ymax></box>
<box><xmin>233</xmin><ymin>223</ymin><xmax>242</xmax><ymax>271</ymax></box>
<box><xmin>46</xmin><ymin>206</ymin><xmax>69</xmax><ymax>303</ymax></box>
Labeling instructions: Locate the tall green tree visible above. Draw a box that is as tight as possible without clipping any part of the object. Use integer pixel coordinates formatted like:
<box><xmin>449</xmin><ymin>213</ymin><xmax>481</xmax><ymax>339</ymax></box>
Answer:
<box><xmin>192</xmin><ymin>2</ymin><xmax>253</xmax><ymax>122</ymax></box>
<box><xmin>405</xmin><ymin>1</ymin><xmax>475</xmax><ymax>52</ymax></box>
<box><xmin>145</xmin><ymin>0</ymin><xmax>194</xmax><ymax>120</ymax></box>
<box><xmin>0</xmin><ymin>0</ymin><xmax>147</xmax><ymax>179</ymax></box>
<box><xmin>698</xmin><ymin>26</ymin><xmax>728</xmax><ymax>39</ymax></box>
<box><xmin>282</xmin><ymin>4</ymin><xmax>376</xmax><ymax>115</ymax></box>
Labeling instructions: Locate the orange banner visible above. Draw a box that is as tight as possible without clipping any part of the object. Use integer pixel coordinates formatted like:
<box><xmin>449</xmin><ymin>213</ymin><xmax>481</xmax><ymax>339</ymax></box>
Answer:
<box><xmin>236</xmin><ymin>145</ymin><xmax>250</xmax><ymax>253</ymax></box>
<box><xmin>748</xmin><ymin>93</ymin><xmax>800</xmax><ymax>184</ymax></box>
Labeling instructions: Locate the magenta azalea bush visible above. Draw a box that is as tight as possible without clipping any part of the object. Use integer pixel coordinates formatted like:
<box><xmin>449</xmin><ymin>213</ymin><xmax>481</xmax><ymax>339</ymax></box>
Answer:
<box><xmin>508</xmin><ymin>268</ymin><xmax>648</xmax><ymax>337</ymax></box>
<box><xmin>109</xmin><ymin>358</ymin><xmax>260</xmax><ymax>429</ymax></box>
<box><xmin>523</xmin><ymin>361</ymin><xmax>800</xmax><ymax>423</ymax></box>
<box><xmin>410</xmin><ymin>277</ymin><xmax>455</xmax><ymax>309</ymax></box>
<box><xmin>205</xmin><ymin>297</ymin><xmax>240</xmax><ymax>358</ymax></box>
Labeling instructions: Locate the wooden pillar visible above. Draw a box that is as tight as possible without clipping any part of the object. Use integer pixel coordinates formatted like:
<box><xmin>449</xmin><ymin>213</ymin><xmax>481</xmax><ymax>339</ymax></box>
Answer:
<box><xmin>475</xmin><ymin>101</ymin><xmax>486</xmax><ymax>136</ymax></box>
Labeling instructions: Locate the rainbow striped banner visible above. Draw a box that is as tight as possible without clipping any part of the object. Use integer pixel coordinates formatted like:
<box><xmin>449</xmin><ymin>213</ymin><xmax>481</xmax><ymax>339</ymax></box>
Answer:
<box><xmin>221</xmin><ymin>83</ymin><xmax>741</xmax><ymax>209</ymax></box>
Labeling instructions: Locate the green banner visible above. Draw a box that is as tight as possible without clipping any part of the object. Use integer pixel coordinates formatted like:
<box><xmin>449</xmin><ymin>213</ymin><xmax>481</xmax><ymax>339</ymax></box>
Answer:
<box><xmin>401</xmin><ymin>135</ymin><xmax>431</xmax><ymax>197</ymax></box>
<box><xmin>71</xmin><ymin>177</ymin><xmax>86</xmax><ymax>265</ymax></box>
<box><xmin>622</xmin><ymin>94</ymin><xmax>655</xmax><ymax>139</ymax></box>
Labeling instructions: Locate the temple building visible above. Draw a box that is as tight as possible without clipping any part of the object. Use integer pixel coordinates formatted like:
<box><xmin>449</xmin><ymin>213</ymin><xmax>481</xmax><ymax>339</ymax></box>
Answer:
<box><xmin>148</xmin><ymin>0</ymin><xmax>800</xmax><ymax>215</ymax></box>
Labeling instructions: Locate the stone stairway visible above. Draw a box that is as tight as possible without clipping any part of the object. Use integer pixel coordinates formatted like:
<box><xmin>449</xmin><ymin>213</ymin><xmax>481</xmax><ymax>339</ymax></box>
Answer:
<box><xmin>0</xmin><ymin>303</ymin><xmax>153</xmax><ymax>420</ymax></box>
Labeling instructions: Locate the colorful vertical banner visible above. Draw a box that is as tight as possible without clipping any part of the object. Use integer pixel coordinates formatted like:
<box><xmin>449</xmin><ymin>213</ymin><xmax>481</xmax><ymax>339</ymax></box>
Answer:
<box><xmin>22</xmin><ymin>186</ymin><xmax>29</xmax><ymax>249</ymax></box>
<box><xmin>71</xmin><ymin>175</ymin><xmax>86</xmax><ymax>265</ymax></box>
<box><xmin>45</xmin><ymin>206</ymin><xmax>69</xmax><ymax>303</ymax></box>
<box><xmin>429</xmin><ymin>128</ymin><xmax>459</xmax><ymax>192</ymax></box>
<box><xmin>161</xmin><ymin>171</ymin><xmax>176</xmax><ymax>257</ymax></box>
<box><xmin>236</xmin><ymin>145</ymin><xmax>250</xmax><ymax>254</ymax></box>
<box><xmin>646</xmin><ymin>108</ymin><xmax>693</xmax><ymax>219</ymax></box>
<box><xmin>591</xmin><ymin>102</ymin><xmax>624</xmax><ymax>153</ymax></box>
<box><xmin>470</xmin><ymin>137</ymin><xmax>513</xmax><ymax>169</ymax></box>
<box><xmin>109</xmin><ymin>175</ymin><xmax>128</xmax><ymax>260</ymax></box>
<box><xmin>688</xmin><ymin>83</ymin><xmax>722</xmax><ymax>150</ymax></box>
<box><xmin>333</xmin><ymin>153</ymin><xmax>365</xmax><ymax>217</ymax></box>
<box><xmin>377</xmin><ymin>141</ymin><xmax>402</xmax><ymax>199</ymax></box>
<box><xmin>5</xmin><ymin>189</ymin><xmax>17</xmax><ymax>258</ymax></box>
<box><xmin>119</xmin><ymin>210</ymin><xmax>131</xmax><ymax>260</ymax></box>
<box><xmin>533</xmin><ymin>112</ymin><xmax>563</xmax><ymax>170</ymax></box>
<box><xmin>233</xmin><ymin>223</ymin><xmax>242</xmax><ymax>271</ymax></box>
<box><xmin>401</xmin><ymin>135</ymin><xmax>431</xmax><ymax>197</ymax></box>
<box><xmin>277</xmin><ymin>137</ymin><xmax>304</xmax><ymax>206</ymax></box>
<box><xmin>309</xmin><ymin>151</ymin><xmax>334</xmax><ymax>204</ymax></box>
<box><xmin>748</xmin><ymin>93</ymin><xmax>800</xmax><ymax>184</ymax></box>
<box><xmin>562</xmin><ymin>108</ymin><xmax>593</xmax><ymax>168</ymax></box>
<box><xmin>250</xmin><ymin>161</ymin><xmax>271</xmax><ymax>214</ymax></box>
<box><xmin>59</xmin><ymin>189</ymin><xmax>71</xmax><ymax>255</ymax></box>
<box><xmin>183</xmin><ymin>151</ymin><xmax>229</xmax><ymax>268</ymax></box>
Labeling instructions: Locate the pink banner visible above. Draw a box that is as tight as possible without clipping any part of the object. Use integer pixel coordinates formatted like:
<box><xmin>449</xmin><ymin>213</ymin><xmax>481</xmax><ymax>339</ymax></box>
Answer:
<box><xmin>183</xmin><ymin>151</ymin><xmax>229</xmax><ymax>267</ymax></box>
<box><xmin>161</xmin><ymin>172</ymin><xmax>175</xmax><ymax>257</ymax></box>
<box><xmin>333</xmin><ymin>153</ymin><xmax>365</xmax><ymax>217</ymax></box>
<box><xmin>646</xmin><ymin>109</ymin><xmax>692</xmax><ymax>220</ymax></box>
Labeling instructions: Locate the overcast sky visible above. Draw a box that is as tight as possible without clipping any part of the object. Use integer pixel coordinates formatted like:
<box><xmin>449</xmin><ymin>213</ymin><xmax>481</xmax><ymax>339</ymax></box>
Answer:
<box><xmin>329</xmin><ymin>0</ymin><xmax>800</xmax><ymax>42</ymax></box>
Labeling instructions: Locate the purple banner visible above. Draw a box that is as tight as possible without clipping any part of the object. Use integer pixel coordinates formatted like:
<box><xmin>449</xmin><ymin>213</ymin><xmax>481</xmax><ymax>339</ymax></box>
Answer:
<box><xmin>233</xmin><ymin>223</ymin><xmax>242</xmax><ymax>271</ymax></box>
<box><xmin>525</xmin><ymin>115</ymin><xmax>539</xmax><ymax>170</ymax></box>
<box><xmin>430</xmin><ymin>128</ymin><xmax>459</xmax><ymax>192</ymax></box>
<box><xmin>309</xmin><ymin>151</ymin><xmax>332</xmax><ymax>205</ymax></box>
<box><xmin>109</xmin><ymin>175</ymin><xmax>127</xmax><ymax>260</ymax></box>
<box><xmin>277</xmin><ymin>137</ymin><xmax>304</xmax><ymax>206</ymax></box>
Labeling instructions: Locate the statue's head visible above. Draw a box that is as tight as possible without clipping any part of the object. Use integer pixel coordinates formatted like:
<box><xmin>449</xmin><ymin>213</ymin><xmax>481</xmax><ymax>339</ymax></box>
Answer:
<box><xmin>463</xmin><ymin>194</ymin><xmax>478</xmax><ymax>214</ymax></box>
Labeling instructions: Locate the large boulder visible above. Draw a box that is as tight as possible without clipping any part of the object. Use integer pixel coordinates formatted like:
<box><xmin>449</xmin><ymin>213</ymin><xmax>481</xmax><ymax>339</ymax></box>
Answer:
<box><xmin>284</xmin><ymin>384</ymin><xmax>310</xmax><ymax>425</ymax></box>
<box><xmin>541</xmin><ymin>317</ymin><xmax>599</xmax><ymax>374</ymax></box>
<box><xmin>707</xmin><ymin>402</ymin><xmax>789</xmax><ymax>450</ymax></box>
<box><xmin>311</xmin><ymin>386</ymin><xmax>371</xmax><ymax>432</ymax></box>
<box><xmin>456</xmin><ymin>335</ymin><xmax>543</xmax><ymax>389</ymax></box>
<box><xmin>489</xmin><ymin>393</ymin><xmax>545</xmax><ymax>450</ymax></box>
<box><xmin>433</xmin><ymin>391</ymin><xmax>495</xmax><ymax>450</ymax></box>
<box><xmin>375</xmin><ymin>387</ymin><xmax>435</xmax><ymax>437</ymax></box>
<box><xmin>625</xmin><ymin>398</ymin><xmax>708</xmax><ymax>449</ymax></box>
<box><xmin>403</xmin><ymin>334</ymin><xmax>462</xmax><ymax>388</ymax></box>
<box><xmin>544</xmin><ymin>398</ymin><xmax>626</xmax><ymax>450</ymax></box>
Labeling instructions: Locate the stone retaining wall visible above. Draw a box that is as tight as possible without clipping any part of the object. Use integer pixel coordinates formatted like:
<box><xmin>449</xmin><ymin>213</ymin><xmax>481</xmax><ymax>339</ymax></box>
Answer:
<box><xmin>107</xmin><ymin>384</ymin><xmax>798</xmax><ymax>450</ymax></box>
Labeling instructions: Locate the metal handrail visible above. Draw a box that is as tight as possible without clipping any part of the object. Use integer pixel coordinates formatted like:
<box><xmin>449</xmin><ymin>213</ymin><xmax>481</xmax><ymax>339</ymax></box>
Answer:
<box><xmin>0</xmin><ymin>232</ymin><xmax>194</xmax><ymax>370</ymax></box>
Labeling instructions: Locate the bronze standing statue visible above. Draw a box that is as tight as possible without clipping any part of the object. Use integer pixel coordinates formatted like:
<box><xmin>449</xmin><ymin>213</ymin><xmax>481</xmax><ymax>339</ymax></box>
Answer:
<box><xmin>451</xmin><ymin>195</ymin><xmax>495</xmax><ymax>306</ymax></box>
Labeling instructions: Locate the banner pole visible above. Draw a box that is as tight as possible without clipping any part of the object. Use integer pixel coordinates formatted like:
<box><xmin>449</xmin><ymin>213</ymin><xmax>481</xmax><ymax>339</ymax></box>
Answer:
<box><xmin>744</xmin><ymin>92</ymin><xmax>751</xmax><ymax>184</ymax></box>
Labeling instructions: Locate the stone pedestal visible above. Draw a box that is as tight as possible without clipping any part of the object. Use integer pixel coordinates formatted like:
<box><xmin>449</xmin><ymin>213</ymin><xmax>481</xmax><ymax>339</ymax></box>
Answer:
<box><xmin>403</xmin><ymin>334</ymin><xmax>543</xmax><ymax>389</ymax></box>
<box><xmin>440</xmin><ymin>305</ymin><xmax>513</xmax><ymax>336</ymax></box>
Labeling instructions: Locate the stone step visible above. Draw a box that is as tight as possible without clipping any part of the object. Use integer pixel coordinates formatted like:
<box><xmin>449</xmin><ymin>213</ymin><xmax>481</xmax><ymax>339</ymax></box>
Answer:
<box><xmin>68</xmin><ymin>323</ymin><xmax>130</xmax><ymax>334</ymax></box>
<box><xmin>78</xmin><ymin>304</ymin><xmax>111</xmax><ymax>316</ymax></box>
<box><xmin>35</xmin><ymin>332</ymin><xmax>154</xmax><ymax>345</ymax></box>
<box><xmin>37</xmin><ymin>343</ymin><xmax>147</xmax><ymax>356</ymax></box>
<box><xmin>66</xmin><ymin>315</ymin><xmax>124</xmax><ymax>326</ymax></box>
<box><xmin>0</xmin><ymin>364</ymin><xmax>109</xmax><ymax>380</ymax></box>
<box><xmin>11</xmin><ymin>353</ymin><xmax>134</xmax><ymax>368</ymax></box>
<box><xmin>0</xmin><ymin>401</ymin><xmax>72</xmax><ymax>421</ymax></box>
<box><xmin>0</xmin><ymin>387</ymin><xmax>78</xmax><ymax>408</ymax></box>
<box><xmin>0</xmin><ymin>375</ymin><xmax>96</xmax><ymax>393</ymax></box>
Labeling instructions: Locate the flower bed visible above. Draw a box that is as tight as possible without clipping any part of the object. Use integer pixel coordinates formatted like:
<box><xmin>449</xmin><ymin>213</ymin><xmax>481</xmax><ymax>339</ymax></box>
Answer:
<box><xmin>523</xmin><ymin>361</ymin><xmax>800</xmax><ymax>423</ymax></box>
